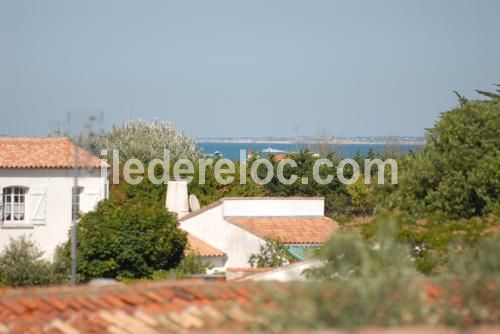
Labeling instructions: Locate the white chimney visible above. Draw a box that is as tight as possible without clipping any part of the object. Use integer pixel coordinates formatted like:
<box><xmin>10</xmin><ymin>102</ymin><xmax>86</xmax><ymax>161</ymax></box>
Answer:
<box><xmin>165</xmin><ymin>179</ymin><xmax>189</xmax><ymax>218</ymax></box>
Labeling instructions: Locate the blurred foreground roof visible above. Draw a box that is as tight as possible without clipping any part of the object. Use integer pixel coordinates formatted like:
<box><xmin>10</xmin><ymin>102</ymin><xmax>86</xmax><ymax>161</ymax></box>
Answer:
<box><xmin>0</xmin><ymin>279</ymin><xmax>499</xmax><ymax>333</ymax></box>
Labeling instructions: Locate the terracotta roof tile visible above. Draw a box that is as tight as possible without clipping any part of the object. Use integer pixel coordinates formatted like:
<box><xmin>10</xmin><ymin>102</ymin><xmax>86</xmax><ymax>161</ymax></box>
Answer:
<box><xmin>0</xmin><ymin>280</ymin><xmax>267</xmax><ymax>333</ymax></box>
<box><xmin>0</xmin><ymin>270</ymin><xmax>474</xmax><ymax>333</ymax></box>
<box><xmin>225</xmin><ymin>216</ymin><xmax>338</xmax><ymax>244</ymax></box>
<box><xmin>0</xmin><ymin>137</ymin><xmax>107</xmax><ymax>169</ymax></box>
<box><xmin>186</xmin><ymin>233</ymin><xmax>226</xmax><ymax>257</ymax></box>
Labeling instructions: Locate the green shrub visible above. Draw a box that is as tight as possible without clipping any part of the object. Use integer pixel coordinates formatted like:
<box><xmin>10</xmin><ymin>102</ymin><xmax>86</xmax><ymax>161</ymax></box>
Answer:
<box><xmin>65</xmin><ymin>198</ymin><xmax>187</xmax><ymax>282</ymax></box>
<box><xmin>0</xmin><ymin>236</ymin><xmax>56</xmax><ymax>287</ymax></box>
<box><xmin>170</xmin><ymin>251</ymin><xmax>209</xmax><ymax>278</ymax></box>
<box><xmin>352</xmin><ymin>212</ymin><xmax>500</xmax><ymax>274</ymax></box>
<box><xmin>51</xmin><ymin>245</ymin><xmax>71</xmax><ymax>284</ymax></box>
<box><xmin>307</xmin><ymin>220</ymin><xmax>418</xmax><ymax>280</ymax></box>
<box><xmin>249</xmin><ymin>238</ymin><xmax>295</xmax><ymax>268</ymax></box>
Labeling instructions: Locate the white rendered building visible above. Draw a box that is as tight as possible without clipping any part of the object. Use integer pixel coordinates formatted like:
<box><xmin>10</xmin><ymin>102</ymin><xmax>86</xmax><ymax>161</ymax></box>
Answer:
<box><xmin>166</xmin><ymin>180</ymin><xmax>338</xmax><ymax>271</ymax></box>
<box><xmin>0</xmin><ymin>137</ymin><xmax>108</xmax><ymax>259</ymax></box>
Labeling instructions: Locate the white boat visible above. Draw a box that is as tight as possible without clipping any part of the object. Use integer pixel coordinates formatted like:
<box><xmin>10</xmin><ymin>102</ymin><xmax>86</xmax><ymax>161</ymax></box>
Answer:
<box><xmin>261</xmin><ymin>147</ymin><xmax>286</xmax><ymax>154</ymax></box>
<box><xmin>206</xmin><ymin>150</ymin><xmax>223</xmax><ymax>157</ymax></box>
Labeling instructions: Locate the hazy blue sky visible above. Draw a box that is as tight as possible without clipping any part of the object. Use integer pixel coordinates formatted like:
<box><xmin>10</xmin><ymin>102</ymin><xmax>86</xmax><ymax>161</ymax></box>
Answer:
<box><xmin>1</xmin><ymin>0</ymin><xmax>499</xmax><ymax>138</ymax></box>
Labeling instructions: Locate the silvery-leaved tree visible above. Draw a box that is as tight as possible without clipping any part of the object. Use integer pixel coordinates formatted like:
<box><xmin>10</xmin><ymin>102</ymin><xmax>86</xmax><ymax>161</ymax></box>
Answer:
<box><xmin>93</xmin><ymin>120</ymin><xmax>201</xmax><ymax>163</ymax></box>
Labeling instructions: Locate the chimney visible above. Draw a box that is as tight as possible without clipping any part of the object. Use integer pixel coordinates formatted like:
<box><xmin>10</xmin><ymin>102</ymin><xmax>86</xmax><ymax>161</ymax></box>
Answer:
<box><xmin>166</xmin><ymin>179</ymin><xmax>189</xmax><ymax>218</ymax></box>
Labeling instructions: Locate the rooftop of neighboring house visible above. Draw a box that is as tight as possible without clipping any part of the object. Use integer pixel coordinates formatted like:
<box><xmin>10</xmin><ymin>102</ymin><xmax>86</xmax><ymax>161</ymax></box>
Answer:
<box><xmin>179</xmin><ymin>197</ymin><xmax>338</xmax><ymax>247</ymax></box>
<box><xmin>225</xmin><ymin>216</ymin><xmax>338</xmax><ymax>244</ymax></box>
<box><xmin>0</xmin><ymin>137</ymin><xmax>106</xmax><ymax>169</ymax></box>
<box><xmin>185</xmin><ymin>233</ymin><xmax>225</xmax><ymax>257</ymax></box>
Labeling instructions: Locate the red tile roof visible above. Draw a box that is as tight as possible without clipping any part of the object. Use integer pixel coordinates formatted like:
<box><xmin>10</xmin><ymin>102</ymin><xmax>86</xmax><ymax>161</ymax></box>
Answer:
<box><xmin>225</xmin><ymin>216</ymin><xmax>338</xmax><ymax>244</ymax></box>
<box><xmin>0</xmin><ymin>137</ymin><xmax>106</xmax><ymax>169</ymax></box>
<box><xmin>0</xmin><ymin>279</ymin><xmax>497</xmax><ymax>333</ymax></box>
<box><xmin>0</xmin><ymin>280</ymin><xmax>275</xmax><ymax>333</ymax></box>
<box><xmin>272</xmin><ymin>153</ymin><xmax>288</xmax><ymax>162</ymax></box>
<box><xmin>186</xmin><ymin>233</ymin><xmax>225</xmax><ymax>257</ymax></box>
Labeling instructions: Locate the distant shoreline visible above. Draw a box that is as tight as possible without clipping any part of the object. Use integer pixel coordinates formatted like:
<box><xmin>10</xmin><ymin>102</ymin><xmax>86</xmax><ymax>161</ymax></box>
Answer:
<box><xmin>197</xmin><ymin>138</ymin><xmax>426</xmax><ymax>146</ymax></box>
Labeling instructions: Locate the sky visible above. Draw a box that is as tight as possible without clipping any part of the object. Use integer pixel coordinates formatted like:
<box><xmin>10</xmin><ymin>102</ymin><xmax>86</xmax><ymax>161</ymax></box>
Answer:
<box><xmin>1</xmin><ymin>0</ymin><xmax>499</xmax><ymax>138</ymax></box>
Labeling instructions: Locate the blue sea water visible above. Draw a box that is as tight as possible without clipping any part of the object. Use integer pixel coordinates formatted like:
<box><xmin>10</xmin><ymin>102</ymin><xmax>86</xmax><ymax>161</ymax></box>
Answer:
<box><xmin>197</xmin><ymin>142</ymin><xmax>421</xmax><ymax>160</ymax></box>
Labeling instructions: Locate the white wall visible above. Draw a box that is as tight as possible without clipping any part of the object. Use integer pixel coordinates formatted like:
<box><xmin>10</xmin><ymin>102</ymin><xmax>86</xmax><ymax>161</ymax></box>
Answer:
<box><xmin>0</xmin><ymin>168</ymin><xmax>108</xmax><ymax>260</ymax></box>
<box><xmin>180</xmin><ymin>204</ymin><xmax>227</xmax><ymax>249</ymax></box>
<box><xmin>180</xmin><ymin>201</ymin><xmax>265</xmax><ymax>268</ymax></box>
<box><xmin>223</xmin><ymin>222</ymin><xmax>264</xmax><ymax>268</ymax></box>
<box><xmin>222</xmin><ymin>198</ymin><xmax>324</xmax><ymax>217</ymax></box>
<box><xmin>180</xmin><ymin>198</ymin><xmax>326</xmax><ymax>269</ymax></box>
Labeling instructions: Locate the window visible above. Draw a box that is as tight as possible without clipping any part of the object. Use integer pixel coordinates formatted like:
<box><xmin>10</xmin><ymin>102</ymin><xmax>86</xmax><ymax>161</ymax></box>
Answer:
<box><xmin>72</xmin><ymin>187</ymin><xmax>84</xmax><ymax>220</ymax></box>
<box><xmin>2</xmin><ymin>187</ymin><xmax>28</xmax><ymax>222</ymax></box>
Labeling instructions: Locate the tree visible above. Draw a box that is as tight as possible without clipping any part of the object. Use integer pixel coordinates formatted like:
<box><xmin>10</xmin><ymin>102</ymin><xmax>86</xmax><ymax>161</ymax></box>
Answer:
<box><xmin>0</xmin><ymin>236</ymin><xmax>55</xmax><ymax>287</ymax></box>
<box><xmin>346</xmin><ymin>174</ymin><xmax>375</xmax><ymax>215</ymax></box>
<box><xmin>476</xmin><ymin>84</ymin><xmax>500</xmax><ymax>101</ymax></box>
<box><xmin>93</xmin><ymin>120</ymin><xmax>201</xmax><ymax>163</ymax></box>
<box><xmin>381</xmin><ymin>89</ymin><xmax>500</xmax><ymax>217</ymax></box>
<box><xmin>248</xmin><ymin>238</ymin><xmax>295</xmax><ymax>268</ymax></box>
<box><xmin>65</xmin><ymin>198</ymin><xmax>187</xmax><ymax>282</ymax></box>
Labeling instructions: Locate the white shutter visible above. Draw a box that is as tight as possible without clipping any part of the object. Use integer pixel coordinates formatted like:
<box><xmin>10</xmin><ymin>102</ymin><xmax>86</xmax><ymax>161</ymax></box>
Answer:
<box><xmin>0</xmin><ymin>185</ymin><xmax>3</xmax><ymax>221</ymax></box>
<box><xmin>84</xmin><ymin>186</ymin><xmax>101</xmax><ymax>212</ymax></box>
<box><xmin>30</xmin><ymin>186</ymin><xmax>47</xmax><ymax>223</ymax></box>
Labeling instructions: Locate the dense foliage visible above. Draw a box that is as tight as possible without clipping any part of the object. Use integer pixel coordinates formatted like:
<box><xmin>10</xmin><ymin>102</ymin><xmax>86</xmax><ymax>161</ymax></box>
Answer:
<box><xmin>107</xmin><ymin>150</ymin><xmax>379</xmax><ymax>219</ymax></box>
<box><xmin>379</xmin><ymin>92</ymin><xmax>500</xmax><ymax>218</ymax></box>
<box><xmin>349</xmin><ymin>211</ymin><xmax>500</xmax><ymax>274</ymax></box>
<box><xmin>307</xmin><ymin>220</ymin><xmax>418</xmax><ymax>279</ymax></box>
<box><xmin>172</xmin><ymin>251</ymin><xmax>209</xmax><ymax>277</ymax></box>
<box><xmin>259</xmin><ymin>220</ymin><xmax>500</xmax><ymax>330</ymax></box>
<box><xmin>0</xmin><ymin>236</ymin><xmax>62</xmax><ymax>287</ymax></box>
<box><xmin>65</xmin><ymin>199</ymin><xmax>186</xmax><ymax>282</ymax></box>
<box><xmin>188</xmin><ymin>159</ymin><xmax>266</xmax><ymax>204</ymax></box>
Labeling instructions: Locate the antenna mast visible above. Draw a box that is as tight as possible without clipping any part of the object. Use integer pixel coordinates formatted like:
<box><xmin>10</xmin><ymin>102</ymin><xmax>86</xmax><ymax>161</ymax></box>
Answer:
<box><xmin>128</xmin><ymin>103</ymin><xmax>133</xmax><ymax>125</ymax></box>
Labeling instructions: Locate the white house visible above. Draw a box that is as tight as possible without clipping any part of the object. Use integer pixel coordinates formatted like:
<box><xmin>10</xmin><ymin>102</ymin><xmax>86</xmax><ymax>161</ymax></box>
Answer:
<box><xmin>0</xmin><ymin>137</ymin><xmax>108</xmax><ymax>259</ymax></box>
<box><xmin>170</xmin><ymin>181</ymin><xmax>338</xmax><ymax>271</ymax></box>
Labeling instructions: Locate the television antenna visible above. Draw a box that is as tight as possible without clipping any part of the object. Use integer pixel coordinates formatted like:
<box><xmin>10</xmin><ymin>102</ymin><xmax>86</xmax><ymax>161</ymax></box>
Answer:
<box><xmin>67</xmin><ymin>111</ymin><xmax>103</xmax><ymax>286</ymax></box>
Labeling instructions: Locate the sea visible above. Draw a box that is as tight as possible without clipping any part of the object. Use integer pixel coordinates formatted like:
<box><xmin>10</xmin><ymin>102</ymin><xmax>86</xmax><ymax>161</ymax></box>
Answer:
<box><xmin>197</xmin><ymin>142</ymin><xmax>422</xmax><ymax>160</ymax></box>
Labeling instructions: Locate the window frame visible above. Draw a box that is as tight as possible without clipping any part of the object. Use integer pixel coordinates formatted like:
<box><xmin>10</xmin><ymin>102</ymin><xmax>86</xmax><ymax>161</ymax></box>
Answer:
<box><xmin>2</xmin><ymin>186</ymin><xmax>29</xmax><ymax>223</ymax></box>
<box><xmin>72</xmin><ymin>186</ymin><xmax>84</xmax><ymax>221</ymax></box>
